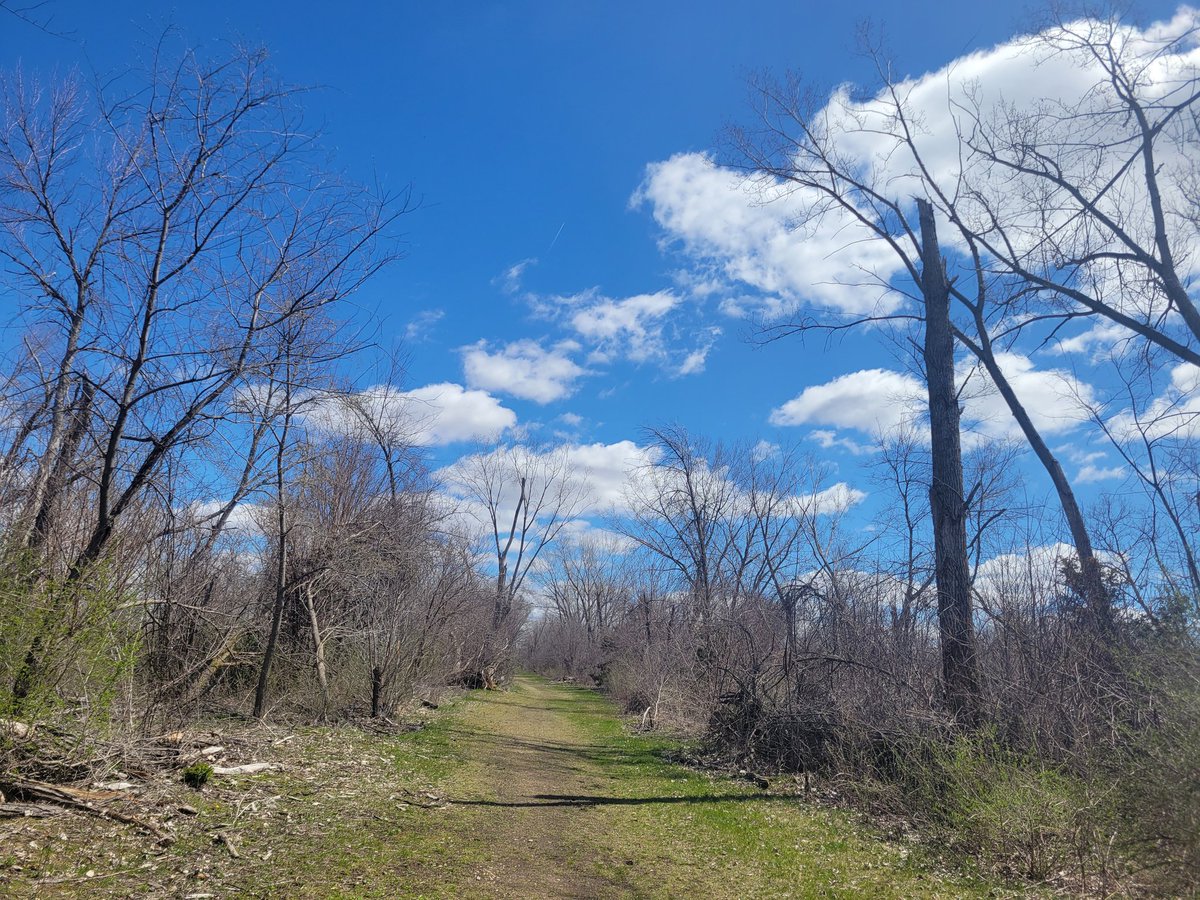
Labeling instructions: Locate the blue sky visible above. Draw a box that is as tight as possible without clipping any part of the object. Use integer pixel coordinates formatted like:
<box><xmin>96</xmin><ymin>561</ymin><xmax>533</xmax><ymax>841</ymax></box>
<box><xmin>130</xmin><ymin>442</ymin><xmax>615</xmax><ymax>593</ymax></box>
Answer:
<box><xmin>2</xmin><ymin>1</ymin><xmax>1195</xmax><ymax>536</ymax></box>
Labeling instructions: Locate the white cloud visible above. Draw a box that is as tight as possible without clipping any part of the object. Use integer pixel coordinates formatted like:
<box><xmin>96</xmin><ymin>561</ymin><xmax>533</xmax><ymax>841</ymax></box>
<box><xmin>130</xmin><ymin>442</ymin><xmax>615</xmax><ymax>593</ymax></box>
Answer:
<box><xmin>404</xmin><ymin>383</ymin><xmax>517</xmax><ymax>445</ymax></box>
<box><xmin>313</xmin><ymin>382</ymin><xmax>516</xmax><ymax>447</ymax></box>
<box><xmin>497</xmin><ymin>258</ymin><xmax>537</xmax><ymax>295</ymax></box>
<box><xmin>634</xmin><ymin>9</ymin><xmax>1200</xmax><ymax>341</ymax></box>
<box><xmin>959</xmin><ymin>352</ymin><xmax>1093</xmax><ymax>442</ymax></box>
<box><xmin>1076</xmin><ymin>464</ymin><xmax>1126</xmax><ymax>484</ymax></box>
<box><xmin>567</xmin><ymin>290</ymin><xmax>680</xmax><ymax>363</ymax></box>
<box><xmin>975</xmin><ymin>543</ymin><xmax>1078</xmax><ymax>598</ymax></box>
<box><xmin>770</xmin><ymin>353</ymin><xmax>1093</xmax><ymax>448</ymax></box>
<box><xmin>752</xmin><ymin>439</ymin><xmax>779</xmax><ymax>461</ymax></box>
<box><xmin>808</xmin><ymin>429</ymin><xmax>875</xmax><ymax>456</ymax></box>
<box><xmin>804</xmin><ymin>482</ymin><xmax>868</xmax><ymax>515</ymax></box>
<box><xmin>633</xmin><ymin>152</ymin><xmax>904</xmax><ymax>318</ymax></box>
<box><xmin>1107</xmin><ymin>362</ymin><xmax>1200</xmax><ymax>442</ymax></box>
<box><xmin>439</xmin><ymin>440</ymin><xmax>657</xmax><ymax>521</ymax></box>
<box><xmin>676</xmin><ymin>332</ymin><xmax>720</xmax><ymax>376</ymax></box>
<box><xmin>190</xmin><ymin>499</ymin><xmax>261</xmax><ymax>535</ymax></box>
<box><xmin>462</xmin><ymin>339</ymin><xmax>586</xmax><ymax>404</ymax></box>
<box><xmin>770</xmin><ymin>368</ymin><xmax>925</xmax><ymax>435</ymax></box>
<box><xmin>404</xmin><ymin>308</ymin><xmax>444</xmax><ymax>341</ymax></box>
<box><xmin>516</xmin><ymin>284</ymin><xmax>715</xmax><ymax>376</ymax></box>
<box><xmin>564</xmin><ymin>440</ymin><xmax>659</xmax><ymax>513</ymax></box>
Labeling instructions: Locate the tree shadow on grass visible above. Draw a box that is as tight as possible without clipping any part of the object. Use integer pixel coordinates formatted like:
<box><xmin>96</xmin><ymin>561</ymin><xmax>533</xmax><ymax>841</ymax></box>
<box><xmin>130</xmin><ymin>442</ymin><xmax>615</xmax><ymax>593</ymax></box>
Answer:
<box><xmin>452</xmin><ymin>792</ymin><xmax>795</xmax><ymax>809</ymax></box>
<box><xmin>442</xmin><ymin>728</ymin><xmax>675</xmax><ymax>773</ymax></box>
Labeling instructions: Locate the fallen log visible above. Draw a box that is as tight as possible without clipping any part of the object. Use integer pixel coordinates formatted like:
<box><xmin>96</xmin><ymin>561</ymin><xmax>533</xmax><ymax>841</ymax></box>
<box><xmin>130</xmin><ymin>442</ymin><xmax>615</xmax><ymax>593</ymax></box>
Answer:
<box><xmin>3</xmin><ymin>778</ymin><xmax>123</xmax><ymax>805</ymax></box>
<box><xmin>211</xmin><ymin>763</ymin><xmax>278</xmax><ymax>776</ymax></box>
<box><xmin>0</xmin><ymin>802</ymin><xmax>64</xmax><ymax>818</ymax></box>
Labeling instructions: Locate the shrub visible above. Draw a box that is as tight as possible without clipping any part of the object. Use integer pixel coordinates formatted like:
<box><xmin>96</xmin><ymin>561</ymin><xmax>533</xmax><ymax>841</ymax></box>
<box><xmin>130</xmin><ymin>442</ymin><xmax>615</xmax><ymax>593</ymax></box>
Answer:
<box><xmin>181</xmin><ymin>762</ymin><xmax>214</xmax><ymax>789</ymax></box>
<box><xmin>0</xmin><ymin>558</ymin><xmax>140</xmax><ymax>728</ymax></box>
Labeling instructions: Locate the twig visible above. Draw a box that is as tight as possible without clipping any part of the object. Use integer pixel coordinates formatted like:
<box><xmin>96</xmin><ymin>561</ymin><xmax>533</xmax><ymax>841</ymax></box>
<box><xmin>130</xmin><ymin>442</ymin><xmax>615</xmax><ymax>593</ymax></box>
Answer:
<box><xmin>215</xmin><ymin>831</ymin><xmax>241</xmax><ymax>859</ymax></box>
<box><xmin>35</xmin><ymin>868</ymin><xmax>141</xmax><ymax>885</ymax></box>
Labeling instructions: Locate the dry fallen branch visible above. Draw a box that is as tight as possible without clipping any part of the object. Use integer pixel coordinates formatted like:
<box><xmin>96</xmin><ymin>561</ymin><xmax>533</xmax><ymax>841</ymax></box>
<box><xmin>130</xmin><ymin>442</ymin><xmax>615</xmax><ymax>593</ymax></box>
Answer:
<box><xmin>211</xmin><ymin>763</ymin><xmax>279</xmax><ymax>776</ymax></box>
<box><xmin>2</xmin><ymin>778</ymin><xmax>123</xmax><ymax>805</ymax></box>
<box><xmin>1</xmin><ymin>777</ymin><xmax>172</xmax><ymax>843</ymax></box>
<box><xmin>215</xmin><ymin>831</ymin><xmax>241</xmax><ymax>859</ymax></box>
<box><xmin>0</xmin><ymin>801</ymin><xmax>64</xmax><ymax>818</ymax></box>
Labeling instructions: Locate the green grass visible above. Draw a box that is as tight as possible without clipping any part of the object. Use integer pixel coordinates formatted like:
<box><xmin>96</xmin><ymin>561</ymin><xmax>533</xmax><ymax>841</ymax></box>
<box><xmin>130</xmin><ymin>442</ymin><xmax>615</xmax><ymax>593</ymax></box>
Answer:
<box><xmin>520</xmin><ymin>681</ymin><xmax>1017</xmax><ymax>898</ymax></box>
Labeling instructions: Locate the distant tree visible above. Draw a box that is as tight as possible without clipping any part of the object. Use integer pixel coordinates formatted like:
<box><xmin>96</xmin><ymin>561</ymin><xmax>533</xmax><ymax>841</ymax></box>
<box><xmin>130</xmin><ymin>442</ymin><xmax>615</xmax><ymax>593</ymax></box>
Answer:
<box><xmin>453</xmin><ymin>446</ymin><xmax>587</xmax><ymax>632</ymax></box>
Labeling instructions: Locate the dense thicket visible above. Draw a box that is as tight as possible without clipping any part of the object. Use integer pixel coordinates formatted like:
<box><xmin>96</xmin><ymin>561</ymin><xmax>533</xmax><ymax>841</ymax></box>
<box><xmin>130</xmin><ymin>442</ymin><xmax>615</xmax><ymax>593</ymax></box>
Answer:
<box><xmin>0</xmin><ymin>44</ymin><xmax>498</xmax><ymax>738</ymax></box>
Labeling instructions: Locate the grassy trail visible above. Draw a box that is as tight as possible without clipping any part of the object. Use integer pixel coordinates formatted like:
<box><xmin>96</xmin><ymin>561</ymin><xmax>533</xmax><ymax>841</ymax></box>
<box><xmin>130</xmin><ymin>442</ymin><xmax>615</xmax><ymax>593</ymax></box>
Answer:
<box><xmin>371</xmin><ymin>675</ymin><xmax>1004</xmax><ymax>898</ymax></box>
<box><xmin>3</xmin><ymin>676</ymin><xmax>1019</xmax><ymax>898</ymax></box>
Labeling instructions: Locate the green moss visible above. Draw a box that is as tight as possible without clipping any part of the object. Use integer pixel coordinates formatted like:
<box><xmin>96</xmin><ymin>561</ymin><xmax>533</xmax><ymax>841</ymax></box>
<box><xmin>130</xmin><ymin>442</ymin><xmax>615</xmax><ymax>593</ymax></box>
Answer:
<box><xmin>181</xmin><ymin>761</ymin><xmax>214</xmax><ymax>789</ymax></box>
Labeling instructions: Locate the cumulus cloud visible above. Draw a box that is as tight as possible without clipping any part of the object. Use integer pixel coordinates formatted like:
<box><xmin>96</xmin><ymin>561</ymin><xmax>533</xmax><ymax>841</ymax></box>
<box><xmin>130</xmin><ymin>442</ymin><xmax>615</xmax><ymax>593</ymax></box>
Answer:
<box><xmin>804</xmin><ymin>482</ymin><xmax>869</xmax><ymax>515</ymax></box>
<box><xmin>752</xmin><ymin>439</ymin><xmax>779</xmax><ymax>461</ymax></box>
<box><xmin>436</xmin><ymin>440</ymin><xmax>658</xmax><ymax>546</ymax></box>
<box><xmin>403</xmin><ymin>383</ymin><xmax>517</xmax><ymax>445</ymax></box>
<box><xmin>975</xmin><ymin>543</ymin><xmax>1079</xmax><ymax>598</ymax></box>
<box><xmin>510</xmin><ymin>284</ymin><xmax>716</xmax><ymax>378</ymax></box>
<box><xmin>1076</xmin><ymin>464</ymin><xmax>1126</xmax><ymax>484</ymax></box>
<box><xmin>959</xmin><ymin>353</ymin><xmax>1094</xmax><ymax>442</ymax></box>
<box><xmin>562</xmin><ymin>440</ymin><xmax>661</xmax><ymax>512</ymax></box>
<box><xmin>770</xmin><ymin>368</ymin><xmax>925</xmax><ymax>434</ymax></box>
<box><xmin>633</xmin><ymin>152</ymin><xmax>904</xmax><ymax>318</ymax></box>
<box><xmin>770</xmin><ymin>354</ymin><xmax>1094</xmax><ymax>449</ymax></box>
<box><xmin>563</xmin><ymin>289</ymin><xmax>681</xmax><ymax>365</ymax></box>
<box><xmin>190</xmin><ymin>499</ymin><xmax>262</xmax><ymax>535</ymax></box>
<box><xmin>462</xmin><ymin>339</ymin><xmax>586</xmax><ymax>404</ymax></box>
<box><xmin>308</xmin><ymin>382</ymin><xmax>516</xmax><ymax>447</ymax></box>
<box><xmin>633</xmin><ymin>9</ymin><xmax>1200</xmax><ymax>340</ymax></box>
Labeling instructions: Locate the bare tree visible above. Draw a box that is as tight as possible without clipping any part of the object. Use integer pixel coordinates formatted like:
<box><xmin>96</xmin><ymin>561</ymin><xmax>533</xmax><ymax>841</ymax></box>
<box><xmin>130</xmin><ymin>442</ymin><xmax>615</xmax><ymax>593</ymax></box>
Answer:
<box><xmin>727</xmin><ymin>31</ymin><xmax>1134</xmax><ymax>657</ymax></box>
<box><xmin>918</xmin><ymin>199</ymin><xmax>981</xmax><ymax>724</ymax></box>
<box><xmin>959</xmin><ymin>10</ymin><xmax>1200</xmax><ymax>366</ymax></box>
<box><xmin>0</xmin><ymin>42</ymin><xmax>405</xmax><ymax>709</ymax></box>
<box><xmin>453</xmin><ymin>445</ymin><xmax>587</xmax><ymax>632</ymax></box>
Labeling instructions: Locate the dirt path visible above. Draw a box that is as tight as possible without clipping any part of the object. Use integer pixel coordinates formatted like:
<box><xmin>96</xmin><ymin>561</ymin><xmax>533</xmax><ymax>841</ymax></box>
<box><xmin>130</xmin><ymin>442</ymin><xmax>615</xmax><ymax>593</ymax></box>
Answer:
<box><xmin>428</xmin><ymin>677</ymin><xmax>642</xmax><ymax>897</ymax></box>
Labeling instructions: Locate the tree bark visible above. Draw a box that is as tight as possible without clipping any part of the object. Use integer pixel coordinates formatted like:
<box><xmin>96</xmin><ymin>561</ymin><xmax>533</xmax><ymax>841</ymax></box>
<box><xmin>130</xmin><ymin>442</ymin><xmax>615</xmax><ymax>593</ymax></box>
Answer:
<box><xmin>918</xmin><ymin>199</ymin><xmax>982</xmax><ymax>727</ymax></box>
<box><xmin>302</xmin><ymin>581</ymin><xmax>330</xmax><ymax>720</ymax></box>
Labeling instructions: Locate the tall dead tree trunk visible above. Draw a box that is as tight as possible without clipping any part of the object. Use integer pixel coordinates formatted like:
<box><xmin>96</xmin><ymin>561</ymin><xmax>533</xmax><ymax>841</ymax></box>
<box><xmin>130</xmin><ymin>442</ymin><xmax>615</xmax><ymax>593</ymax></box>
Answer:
<box><xmin>918</xmin><ymin>199</ymin><xmax>982</xmax><ymax>727</ymax></box>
